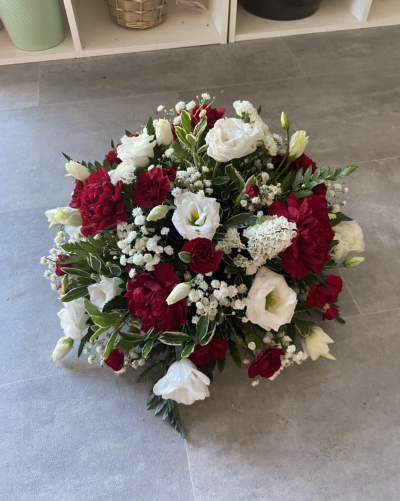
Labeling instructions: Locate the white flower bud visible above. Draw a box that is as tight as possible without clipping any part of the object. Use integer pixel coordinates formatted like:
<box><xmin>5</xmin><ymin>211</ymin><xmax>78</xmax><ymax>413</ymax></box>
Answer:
<box><xmin>248</xmin><ymin>342</ymin><xmax>256</xmax><ymax>351</ymax></box>
<box><xmin>147</xmin><ymin>205</ymin><xmax>174</xmax><ymax>222</ymax></box>
<box><xmin>289</xmin><ymin>130</ymin><xmax>309</xmax><ymax>159</ymax></box>
<box><xmin>65</xmin><ymin>161</ymin><xmax>91</xmax><ymax>181</ymax></box>
<box><xmin>166</xmin><ymin>282</ymin><xmax>191</xmax><ymax>305</ymax></box>
<box><xmin>343</xmin><ymin>256</ymin><xmax>365</xmax><ymax>268</ymax></box>
<box><xmin>155</xmin><ymin>118</ymin><xmax>174</xmax><ymax>146</ymax></box>
<box><xmin>52</xmin><ymin>337</ymin><xmax>74</xmax><ymax>362</ymax></box>
<box><xmin>280</xmin><ymin>111</ymin><xmax>290</xmax><ymax>131</ymax></box>
<box><xmin>45</xmin><ymin>207</ymin><xmax>82</xmax><ymax>228</ymax></box>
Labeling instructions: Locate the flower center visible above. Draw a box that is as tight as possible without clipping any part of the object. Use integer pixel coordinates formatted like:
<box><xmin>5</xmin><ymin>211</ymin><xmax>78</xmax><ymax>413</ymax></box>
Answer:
<box><xmin>264</xmin><ymin>291</ymin><xmax>276</xmax><ymax>311</ymax></box>
<box><xmin>188</xmin><ymin>211</ymin><xmax>199</xmax><ymax>225</ymax></box>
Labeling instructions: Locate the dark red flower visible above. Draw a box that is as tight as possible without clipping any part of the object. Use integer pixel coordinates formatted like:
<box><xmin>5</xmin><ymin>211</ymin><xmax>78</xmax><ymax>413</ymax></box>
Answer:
<box><xmin>104</xmin><ymin>349</ymin><xmax>125</xmax><ymax>371</ymax></box>
<box><xmin>248</xmin><ymin>346</ymin><xmax>285</xmax><ymax>379</ymax></box>
<box><xmin>79</xmin><ymin>167</ymin><xmax>127</xmax><ymax>237</ymax></box>
<box><xmin>306</xmin><ymin>275</ymin><xmax>343</xmax><ymax>309</ymax></box>
<box><xmin>269</xmin><ymin>193</ymin><xmax>334</xmax><ymax>279</ymax></box>
<box><xmin>322</xmin><ymin>304</ymin><xmax>338</xmax><ymax>321</ymax></box>
<box><xmin>70</xmin><ymin>180</ymin><xmax>84</xmax><ymax>209</ymax></box>
<box><xmin>291</xmin><ymin>153</ymin><xmax>317</xmax><ymax>173</ymax></box>
<box><xmin>244</xmin><ymin>184</ymin><xmax>260</xmax><ymax>198</ymax></box>
<box><xmin>189</xmin><ymin>105</ymin><xmax>225</xmax><ymax>129</ymax></box>
<box><xmin>55</xmin><ymin>254</ymin><xmax>74</xmax><ymax>277</ymax></box>
<box><xmin>189</xmin><ymin>339</ymin><xmax>228</xmax><ymax>367</ymax></box>
<box><xmin>105</xmin><ymin>149</ymin><xmax>121</xmax><ymax>166</ymax></box>
<box><xmin>131</xmin><ymin>168</ymin><xmax>170</xmax><ymax>209</ymax></box>
<box><xmin>125</xmin><ymin>263</ymin><xmax>187</xmax><ymax>332</ymax></box>
<box><xmin>312</xmin><ymin>183</ymin><xmax>327</xmax><ymax>197</ymax></box>
<box><xmin>181</xmin><ymin>238</ymin><xmax>223</xmax><ymax>274</ymax></box>
<box><xmin>162</xmin><ymin>166</ymin><xmax>176</xmax><ymax>182</ymax></box>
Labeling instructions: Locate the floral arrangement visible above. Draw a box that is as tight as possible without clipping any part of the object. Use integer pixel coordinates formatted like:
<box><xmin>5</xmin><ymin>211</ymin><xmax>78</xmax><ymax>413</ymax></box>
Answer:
<box><xmin>42</xmin><ymin>95</ymin><xmax>365</xmax><ymax>437</ymax></box>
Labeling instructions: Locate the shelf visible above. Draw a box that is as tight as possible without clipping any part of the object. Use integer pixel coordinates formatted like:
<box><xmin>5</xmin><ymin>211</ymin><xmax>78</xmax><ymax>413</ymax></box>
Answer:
<box><xmin>0</xmin><ymin>23</ymin><xmax>76</xmax><ymax>66</ymax></box>
<box><xmin>234</xmin><ymin>0</ymin><xmax>362</xmax><ymax>41</ymax></box>
<box><xmin>74</xmin><ymin>0</ymin><xmax>223</xmax><ymax>55</ymax></box>
<box><xmin>366</xmin><ymin>0</ymin><xmax>400</xmax><ymax>26</ymax></box>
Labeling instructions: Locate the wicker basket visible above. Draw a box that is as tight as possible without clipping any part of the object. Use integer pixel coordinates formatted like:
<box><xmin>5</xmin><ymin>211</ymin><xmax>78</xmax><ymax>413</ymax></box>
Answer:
<box><xmin>106</xmin><ymin>0</ymin><xmax>168</xmax><ymax>29</ymax></box>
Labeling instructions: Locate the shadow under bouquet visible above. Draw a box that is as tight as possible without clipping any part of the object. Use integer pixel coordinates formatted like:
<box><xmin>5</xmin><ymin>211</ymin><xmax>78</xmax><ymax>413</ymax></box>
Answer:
<box><xmin>42</xmin><ymin>95</ymin><xmax>365</xmax><ymax>437</ymax></box>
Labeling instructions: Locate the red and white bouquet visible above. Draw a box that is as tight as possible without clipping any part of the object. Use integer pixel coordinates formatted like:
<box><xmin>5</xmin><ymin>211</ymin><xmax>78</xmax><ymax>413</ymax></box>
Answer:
<box><xmin>42</xmin><ymin>95</ymin><xmax>364</xmax><ymax>437</ymax></box>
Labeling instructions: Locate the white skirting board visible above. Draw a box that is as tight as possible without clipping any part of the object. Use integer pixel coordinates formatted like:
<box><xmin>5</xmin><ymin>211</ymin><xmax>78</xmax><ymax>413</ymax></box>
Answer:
<box><xmin>0</xmin><ymin>0</ymin><xmax>399</xmax><ymax>65</ymax></box>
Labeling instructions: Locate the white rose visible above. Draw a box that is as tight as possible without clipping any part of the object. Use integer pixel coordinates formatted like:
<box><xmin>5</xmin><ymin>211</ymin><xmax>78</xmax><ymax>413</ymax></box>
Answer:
<box><xmin>153</xmin><ymin>358</ymin><xmax>210</xmax><ymax>405</ymax></box>
<box><xmin>331</xmin><ymin>220</ymin><xmax>365</xmax><ymax>261</ymax></box>
<box><xmin>172</xmin><ymin>192</ymin><xmax>220</xmax><ymax>241</ymax></box>
<box><xmin>65</xmin><ymin>161</ymin><xmax>91</xmax><ymax>181</ymax></box>
<box><xmin>52</xmin><ymin>337</ymin><xmax>74</xmax><ymax>362</ymax></box>
<box><xmin>117</xmin><ymin>131</ymin><xmax>156</xmax><ymax>168</ymax></box>
<box><xmin>205</xmin><ymin>118</ymin><xmax>258</xmax><ymax>162</ymax></box>
<box><xmin>301</xmin><ymin>326</ymin><xmax>334</xmax><ymax>361</ymax></box>
<box><xmin>58</xmin><ymin>298</ymin><xmax>90</xmax><ymax>340</ymax></box>
<box><xmin>88</xmin><ymin>276</ymin><xmax>124</xmax><ymax>311</ymax></box>
<box><xmin>246</xmin><ymin>267</ymin><xmax>297</xmax><ymax>332</ymax></box>
<box><xmin>155</xmin><ymin>118</ymin><xmax>174</xmax><ymax>146</ymax></box>
<box><xmin>289</xmin><ymin>130</ymin><xmax>309</xmax><ymax>159</ymax></box>
<box><xmin>45</xmin><ymin>207</ymin><xmax>82</xmax><ymax>228</ymax></box>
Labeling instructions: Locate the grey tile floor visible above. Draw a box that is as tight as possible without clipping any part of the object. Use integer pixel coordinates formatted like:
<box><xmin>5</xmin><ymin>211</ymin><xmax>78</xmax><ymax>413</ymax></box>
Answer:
<box><xmin>1</xmin><ymin>26</ymin><xmax>400</xmax><ymax>501</ymax></box>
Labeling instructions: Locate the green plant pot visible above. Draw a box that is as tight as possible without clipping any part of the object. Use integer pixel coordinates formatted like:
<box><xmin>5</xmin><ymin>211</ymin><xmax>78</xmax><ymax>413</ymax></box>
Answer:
<box><xmin>0</xmin><ymin>0</ymin><xmax>65</xmax><ymax>51</ymax></box>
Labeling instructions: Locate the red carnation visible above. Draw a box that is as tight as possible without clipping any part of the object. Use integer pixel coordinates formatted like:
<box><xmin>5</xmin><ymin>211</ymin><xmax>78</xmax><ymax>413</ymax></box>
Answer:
<box><xmin>292</xmin><ymin>153</ymin><xmax>317</xmax><ymax>173</ymax></box>
<box><xmin>79</xmin><ymin>167</ymin><xmax>127</xmax><ymax>237</ymax></box>
<box><xmin>70</xmin><ymin>180</ymin><xmax>84</xmax><ymax>209</ymax></box>
<box><xmin>162</xmin><ymin>166</ymin><xmax>176</xmax><ymax>182</ymax></box>
<box><xmin>189</xmin><ymin>339</ymin><xmax>228</xmax><ymax>367</ymax></box>
<box><xmin>190</xmin><ymin>105</ymin><xmax>225</xmax><ymax>129</ymax></box>
<box><xmin>248</xmin><ymin>346</ymin><xmax>285</xmax><ymax>379</ymax></box>
<box><xmin>125</xmin><ymin>263</ymin><xmax>187</xmax><ymax>332</ymax></box>
<box><xmin>131</xmin><ymin>168</ymin><xmax>170</xmax><ymax>209</ymax></box>
<box><xmin>181</xmin><ymin>238</ymin><xmax>223</xmax><ymax>274</ymax></box>
<box><xmin>306</xmin><ymin>275</ymin><xmax>342</xmax><ymax>321</ymax></box>
<box><xmin>55</xmin><ymin>254</ymin><xmax>74</xmax><ymax>277</ymax></box>
<box><xmin>244</xmin><ymin>184</ymin><xmax>260</xmax><ymax>199</ymax></box>
<box><xmin>269</xmin><ymin>193</ymin><xmax>334</xmax><ymax>279</ymax></box>
<box><xmin>105</xmin><ymin>149</ymin><xmax>121</xmax><ymax>166</ymax></box>
<box><xmin>104</xmin><ymin>349</ymin><xmax>125</xmax><ymax>372</ymax></box>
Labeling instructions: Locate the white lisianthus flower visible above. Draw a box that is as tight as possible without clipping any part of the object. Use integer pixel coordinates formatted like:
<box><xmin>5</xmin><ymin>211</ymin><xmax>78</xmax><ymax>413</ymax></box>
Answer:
<box><xmin>205</xmin><ymin>118</ymin><xmax>258</xmax><ymax>162</ymax></box>
<box><xmin>301</xmin><ymin>327</ymin><xmax>335</xmax><ymax>361</ymax></box>
<box><xmin>58</xmin><ymin>298</ymin><xmax>90</xmax><ymax>340</ymax></box>
<box><xmin>154</xmin><ymin>118</ymin><xmax>174</xmax><ymax>146</ymax></box>
<box><xmin>172</xmin><ymin>192</ymin><xmax>220</xmax><ymax>240</ymax></box>
<box><xmin>117</xmin><ymin>131</ymin><xmax>156</xmax><ymax>167</ymax></box>
<box><xmin>166</xmin><ymin>283</ymin><xmax>191</xmax><ymax>305</ymax></box>
<box><xmin>88</xmin><ymin>276</ymin><xmax>124</xmax><ymax>311</ymax></box>
<box><xmin>289</xmin><ymin>130</ymin><xmax>309</xmax><ymax>159</ymax></box>
<box><xmin>331</xmin><ymin>220</ymin><xmax>365</xmax><ymax>261</ymax></box>
<box><xmin>65</xmin><ymin>161</ymin><xmax>90</xmax><ymax>181</ymax></box>
<box><xmin>109</xmin><ymin>162</ymin><xmax>136</xmax><ymax>186</ymax></box>
<box><xmin>153</xmin><ymin>358</ymin><xmax>210</xmax><ymax>405</ymax></box>
<box><xmin>246</xmin><ymin>267</ymin><xmax>297</xmax><ymax>332</ymax></box>
<box><xmin>52</xmin><ymin>337</ymin><xmax>74</xmax><ymax>361</ymax></box>
<box><xmin>45</xmin><ymin>207</ymin><xmax>82</xmax><ymax>228</ymax></box>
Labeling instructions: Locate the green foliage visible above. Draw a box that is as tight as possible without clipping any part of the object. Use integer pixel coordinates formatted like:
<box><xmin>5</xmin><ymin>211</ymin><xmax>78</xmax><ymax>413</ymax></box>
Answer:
<box><xmin>224</xmin><ymin>213</ymin><xmax>258</xmax><ymax>228</ymax></box>
<box><xmin>77</xmin><ymin>329</ymin><xmax>93</xmax><ymax>358</ymax></box>
<box><xmin>181</xmin><ymin>342</ymin><xmax>195</xmax><ymax>358</ymax></box>
<box><xmin>147</xmin><ymin>390</ymin><xmax>185</xmax><ymax>439</ymax></box>
<box><xmin>137</xmin><ymin>360</ymin><xmax>166</xmax><ymax>382</ymax></box>
<box><xmin>180</xmin><ymin>110</ymin><xmax>192</xmax><ymax>134</ymax></box>
<box><xmin>226</xmin><ymin>165</ymin><xmax>245</xmax><ymax>191</ymax></box>
<box><xmin>103</xmin><ymin>329</ymin><xmax>119</xmax><ymax>358</ymax></box>
<box><xmin>142</xmin><ymin>339</ymin><xmax>154</xmax><ymax>359</ymax></box>
<box><xmin>330</xmin><ymin>212</ymin><xmax>353</xmax><ymax>227</ymax></box>
<box><xmin>146</xmin><ymin>116</ymin><xmax>155</xmax><ymax>136</ymax></box>
<box><xmin>292</xmin><ymin>318</ymin><xmax>316</xmax><ymax>337</ymax></box>
<box><xmin>159</xmin><ymin>331</ymin><xmax>192</xmax><ymax>346</ymax></box>
<box><xmin>228</xmin><ymin>340</ymin><xmax>241</xmax><ymax>368</ymax></box>
<box><xmin>59</xmin><ymin>286</ymin><xmax>88</xmax><ymax>302</ymax></box>
<box><xmin>196</xmin><ymin>313</ymin><xmax>210</xmax><ymax>341</ymax></box>
<box><xmin>291</xmin><ymin>165</ymin><xmax>357</xmax><ymax>192</ymax></box>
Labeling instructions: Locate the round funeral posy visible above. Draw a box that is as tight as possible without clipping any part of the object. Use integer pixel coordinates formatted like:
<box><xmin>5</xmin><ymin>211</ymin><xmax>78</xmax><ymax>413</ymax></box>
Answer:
<box><xmin>42</xmin><ymin>95</ymin><xmax>364</xmax><ymax>437</ymax></box>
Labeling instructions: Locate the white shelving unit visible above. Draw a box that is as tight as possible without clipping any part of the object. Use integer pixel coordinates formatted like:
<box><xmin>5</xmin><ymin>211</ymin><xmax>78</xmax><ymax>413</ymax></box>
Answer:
<box><xmin>0</xmin><ymin>0</ymin><xmax>229</xmax><ymax>66</ymax></box>
<box><xmin>229</xmin><ymin>0</ymin><xmax>400</xmax><ymax>43</ymax></box>
<box><xmin>0</xmin><ymin>0</ymin><xmax>399</xmax><ymax>65</ymax></box>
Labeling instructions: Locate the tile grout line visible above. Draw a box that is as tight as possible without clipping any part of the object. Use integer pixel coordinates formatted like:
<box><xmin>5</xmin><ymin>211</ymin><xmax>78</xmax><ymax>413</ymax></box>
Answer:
<box><xmin>281</xmin><ymin>38</ymin><xmax>308</xmax><ymax>78</ymax></box>
<box><xmin>0</xmin><ymin>366</ymin><xmax>97</xmax><ymax>388</ymax></box>
<box><xmin>184</xmin><ymin>439</ymin><xmax>198</xmax><ymax>501</ymax></box>
<box><xmin>341</xmin><ymin>306</ymin><xmax>400</xmax><ymax>321</ymax></box>
<box><xmin>339</xmin><ymin>269</ymin><xmax>363</xmax><ymax>316</ymax></box>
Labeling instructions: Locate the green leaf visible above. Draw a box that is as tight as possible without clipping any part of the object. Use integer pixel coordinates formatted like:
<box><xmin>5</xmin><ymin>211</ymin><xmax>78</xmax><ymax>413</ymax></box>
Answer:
<box><xmin>196</xmin><ymin>313</ymin><xmax>210</xmax><ymax>340</ymax></box>
<box><xmin>292</xmin><ymin>168</ymin><xmax>304</xmax><ymax>190</ymax></box>
<box><xmin>280</xmin><ymin>171</ymin><xmax>294</xmax><ymax>192</ymax></box>
<box><xmin>119</xmin><ymin>331</ymin><xmax>146</xmax><ymax>343</ymax></box>
<box><xmin>244</xmin><ymin>332</ymin><xmax>263</xmax><ymax>351</ymax></box>
<box><xmin>59</xmin><ymin>286</ymin><xmax>88</xmax><ymax>302</ymax></box>
<box><xmin>178</xmin><ymin>251</ymin><xmax>192</xmax><ymax>264</ymax></box>
<box><xmin>197</xmin><ymin>143</ymin><xmax>208</xmax><ymax>154</ymax></box>
<box><xmin>224</xmin><ymin>213</ymin><xmax>258</xmax><ymax>229</ymax></box>
<box><xmin>292</xmin><ymin>318</ymin><xmax>316</xmax><ymax>337</ymax></box>
<box><xmin>171</xmin><ymin>141</ymin><xmax>183</xmax><ymax>157</ymax></box>
<box><xmin>228</xmin><ymin>340</ymin><xmax>241</xmax><ymax>368</ymax></box>
<box><xmin>213</xmin><ymin>176</ymin><xmax>229</xmax><ymax>185</ymax></box>
<box><xmin>199</xmin><ymin>325</ymin><xmax>216</xmax><ymax>346</ymax></box>
<box><xmin>61</xmin><ymin>268</ymin><xmax>91</xmax><ymax>278</ymax></box>
<box><xmin>142</xmin><ymin>339</ymin><xmax>154</xmax><ymax>359</ymax></box>
<box><xmin>181</xmin><ymin>342</ymin><xmax>195</xmax><ymax>358</ymax></box>
<box><xmin>90</xmin><ymin>326</ymin><xmax>108</xmax><ymax>342</ymax></box>
<box><xmin>330</xmin><ymin>212</ymin><xmax>353</xmax><ymax>227</ymax></box>
<box><xmin>295</xmin><ymin>301</ymin><xmax>312</xmax><ymax>312</ymax></box>
<box><xmin>224</xmin><ymin>265</ymin><xmax>242</xmax><ymax>275</ymax></box>
<box><xmin>194</xmin><ymin>116</ymin><xmax>207</xmax><ymax>136</ymax></box>
<box><xmin>108</xmin><ymin>264</ymin><xmax>122</xmax><ymax>277</ymax></box>
<box><xmin>159</xmin><ymin>332</ymin><xmax>192</xmax><ymax>345</ymax></box>
<box><xmin>226</xmin><ymin>165</ymin><xmax>245</xmax><ymax>191</ymax></box>
<box><xmin>91</xmin><ymin>312</ymin><xmax>122</xmax><ymax>328</ymax></box>
<box><xmin>77</xmin><ymin>329</ymin><xmax>92</xmax><ymax>358</ymax></box>
<box><xmin>174</xmin><ymin>126</ymin><xmax>191</xmax><ymax>149</ymax></box>
<box><xmin>217</xmin><ymin>358</ymin><xmax>226</xmax><ymax>373</ymax></box>
<box><xmin>78</xmin><ymin>241</ymin><xmax>98</xmax><ymax>253</ymax></box>
<box><xmin>103</xmin><ymin>329</ymin><xmax>119</xmax><ymax>359</ymax></box>
<box><xmin>303</xmin><ymin>165</ymin><xmax>313</xmax><ymax>185</ymax></box>
<box><xmin>83</xmin><ymin>298</ymin><xmax>100</xmax><ymax>316</ymax></box>
<box><xmin>137</xmin><ymin>360</ymin><xmax>165</xmax><ymax>382</ymax></box>
<box><xmin>180</xmin><ymin>110</ymin><xmax>192</xmax><ymax>134</ymax></box>
<box><xmin>295</xmin><ymin>189</ymin><xmax>313</xmax><ymax>199</ymax></box>
<box><xmin>146</xmin><ymin>116</ymin><xmax>155</xmax><ymax>136</ymax></box>
<box><xmin>62</xmin><ymin>152</ymin><xmax>71</xmax><ymax>161</ymax></box>
<box><xmin>88</xmin><ymin>255</ymin><xmax>104</xmax><ymax>273</ymax></box>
